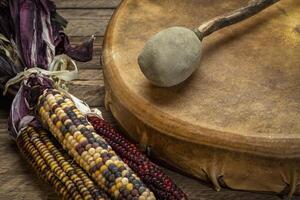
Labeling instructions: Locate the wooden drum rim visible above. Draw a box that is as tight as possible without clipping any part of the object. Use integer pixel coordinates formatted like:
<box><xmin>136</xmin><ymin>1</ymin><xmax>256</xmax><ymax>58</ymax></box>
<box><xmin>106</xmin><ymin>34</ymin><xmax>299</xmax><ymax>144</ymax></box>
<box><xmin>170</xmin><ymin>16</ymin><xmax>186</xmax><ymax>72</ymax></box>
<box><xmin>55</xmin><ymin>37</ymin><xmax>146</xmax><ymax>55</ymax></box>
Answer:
<box><xmin>102</xmin><ymin>0</ymin><xmax>300</xmax><ymax>159</ymax></box>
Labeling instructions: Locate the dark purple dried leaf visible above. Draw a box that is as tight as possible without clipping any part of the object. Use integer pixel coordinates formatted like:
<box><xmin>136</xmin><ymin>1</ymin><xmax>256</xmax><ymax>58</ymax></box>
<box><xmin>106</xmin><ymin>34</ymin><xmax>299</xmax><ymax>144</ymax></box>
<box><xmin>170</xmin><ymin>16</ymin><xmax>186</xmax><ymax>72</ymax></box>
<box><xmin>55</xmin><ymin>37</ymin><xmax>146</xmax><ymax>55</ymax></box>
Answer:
<box><xmin>9</xmin><ymin>0</ymin><xmax>55</xmax><ymax>69</ymax></box>
<box><xmin>5</xmin><ymin>0</ymin><xmax>95</xmax><ymax>137</ymax></box>
<box><xmin>55</xmin><ymin>33</ymin><xmax>95</xmax><ymax>62</ymax></box>
<box><xmin>7</xmin><ymin>0</ymin><xmax>94</xmax><ymax>69</ymax></box>
<box><xmin>51</xmin><ymin>13</ymin><xmax>94</xmax><ymax>62</ymax></box>
<box><xmin>8</xmin><ymin>75</ymin><xmax>54</xmax><ymax>138</ymax></box>
<box><xmin>8</xmin><ymin>84</ymin><xmax>30</xmax><ymax>138</ymax></box>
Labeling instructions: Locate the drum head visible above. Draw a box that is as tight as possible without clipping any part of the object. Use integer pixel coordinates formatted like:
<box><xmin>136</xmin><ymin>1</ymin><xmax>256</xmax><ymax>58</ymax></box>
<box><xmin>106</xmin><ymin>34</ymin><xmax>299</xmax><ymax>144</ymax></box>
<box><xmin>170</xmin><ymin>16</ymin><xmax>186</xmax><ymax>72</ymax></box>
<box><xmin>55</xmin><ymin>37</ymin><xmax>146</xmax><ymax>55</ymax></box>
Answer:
<box><xmin>103</xmin><ymin>0</ymin><xmax>300</xmax><ymax>194</ymax></box>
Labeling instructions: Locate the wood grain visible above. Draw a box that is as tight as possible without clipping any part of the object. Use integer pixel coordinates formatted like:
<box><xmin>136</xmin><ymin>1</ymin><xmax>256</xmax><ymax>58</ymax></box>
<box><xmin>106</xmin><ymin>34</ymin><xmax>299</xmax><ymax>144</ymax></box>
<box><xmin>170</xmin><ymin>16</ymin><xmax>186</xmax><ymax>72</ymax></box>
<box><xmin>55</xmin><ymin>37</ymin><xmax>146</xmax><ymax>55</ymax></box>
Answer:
<box><xmin>0</xmin><ymin>133</ymin><xmax>58</xmax><ymax>200</ymax></box>
<box><xmin>60</xmin><ymin>9</ymin><xmax>114</xmax><ymax>37</ymax></box>
<box><xmin>69</xmin><ymin>36</ymin><xmax>103</xmax><ymax>46</ymax></box>
<box><xmin>78</xmin><ymin>69</ymin><xmax>103</xmax><ymax>80</ymax></box>
<box><xmin>53</xmin><ymin>0</ymin><xmax>121</xmax><ymax>9</ymax></box>
<box><xmin>69</xmin><ymin>80</ymin><xmax>105</xmax><ymax>107</ymax></box>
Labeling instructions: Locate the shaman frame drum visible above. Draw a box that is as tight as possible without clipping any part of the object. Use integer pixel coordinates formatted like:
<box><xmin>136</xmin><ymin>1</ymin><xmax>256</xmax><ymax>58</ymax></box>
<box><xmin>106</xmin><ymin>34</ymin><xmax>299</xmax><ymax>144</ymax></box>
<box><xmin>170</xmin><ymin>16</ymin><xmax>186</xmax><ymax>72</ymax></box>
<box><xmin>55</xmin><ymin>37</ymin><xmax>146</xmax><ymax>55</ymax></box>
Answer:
<box><xmin>102</xmin><ymin>0</ymin><xmax>300</xmax><ymax>195</ymax></box>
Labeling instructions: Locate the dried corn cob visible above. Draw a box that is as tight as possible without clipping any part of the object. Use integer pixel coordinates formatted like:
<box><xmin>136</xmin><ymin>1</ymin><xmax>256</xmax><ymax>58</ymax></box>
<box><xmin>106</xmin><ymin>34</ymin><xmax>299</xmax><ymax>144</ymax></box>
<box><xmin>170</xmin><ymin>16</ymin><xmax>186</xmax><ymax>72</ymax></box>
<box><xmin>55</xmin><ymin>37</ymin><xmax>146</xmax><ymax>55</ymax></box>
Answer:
<box><xmin>18</xmin><ymin>128</ymin><xmax>72</xmax><ymax>200</ymax></box>
<box><xmin>17</xmin><ymin>126</ymin><xmax>108</xmax><ymax>200</ymax></box>
<box><xmin>39</xmin><ymin>131</ymin><xmax>108</xmax><ymax>200</ymax></box>
<box><xmin>37</xmin><ymin>89</ymin><xmax>156</xmax><ymax>200</ymax></box>
<box><xmin>89</xmin><ymin>116</ymin><xmax>188</xmax><ymax>200</ymax></box>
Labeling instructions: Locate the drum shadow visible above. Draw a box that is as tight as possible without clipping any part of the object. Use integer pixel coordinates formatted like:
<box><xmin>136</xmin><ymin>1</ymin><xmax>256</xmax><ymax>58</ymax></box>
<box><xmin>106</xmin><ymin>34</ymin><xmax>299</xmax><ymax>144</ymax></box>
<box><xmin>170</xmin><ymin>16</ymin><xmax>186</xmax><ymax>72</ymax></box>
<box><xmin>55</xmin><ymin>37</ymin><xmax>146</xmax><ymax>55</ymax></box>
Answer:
<box><xmin>142</xmin><ymin>72</ymin><xmax>197</xmax><ymax>106</ymax></box>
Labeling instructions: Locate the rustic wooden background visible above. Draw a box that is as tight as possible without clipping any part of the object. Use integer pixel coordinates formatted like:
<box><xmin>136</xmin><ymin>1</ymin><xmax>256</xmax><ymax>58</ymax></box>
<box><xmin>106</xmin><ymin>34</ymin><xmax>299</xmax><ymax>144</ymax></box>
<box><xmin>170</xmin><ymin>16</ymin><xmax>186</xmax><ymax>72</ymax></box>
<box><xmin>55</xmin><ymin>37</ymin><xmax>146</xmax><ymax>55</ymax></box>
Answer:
<box><xmin>0</xmin><ymin>1</ymin><xmax>296</xmax><ymax>199</ymax></box>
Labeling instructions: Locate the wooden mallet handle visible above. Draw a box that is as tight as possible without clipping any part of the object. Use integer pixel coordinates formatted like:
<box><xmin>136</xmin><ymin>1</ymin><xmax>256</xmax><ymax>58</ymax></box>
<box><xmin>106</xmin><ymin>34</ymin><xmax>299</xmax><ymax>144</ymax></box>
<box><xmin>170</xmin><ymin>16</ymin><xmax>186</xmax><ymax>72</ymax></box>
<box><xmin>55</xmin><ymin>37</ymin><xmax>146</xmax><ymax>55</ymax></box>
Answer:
<box><xmin>195</xmin><ymin>0</ymin><xmax>280</xmax><ymax>40</ymax></box>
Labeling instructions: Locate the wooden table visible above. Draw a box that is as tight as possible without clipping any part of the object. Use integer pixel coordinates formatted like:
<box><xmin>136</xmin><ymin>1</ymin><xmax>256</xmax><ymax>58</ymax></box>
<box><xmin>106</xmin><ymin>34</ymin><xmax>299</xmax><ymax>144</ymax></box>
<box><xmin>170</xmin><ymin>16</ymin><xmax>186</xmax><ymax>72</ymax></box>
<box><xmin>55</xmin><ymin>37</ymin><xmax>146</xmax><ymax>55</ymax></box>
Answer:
<box><xmin>0</xmin><ymin>1</ymin><xmax>295</xmax><ymax>199</ymax></box>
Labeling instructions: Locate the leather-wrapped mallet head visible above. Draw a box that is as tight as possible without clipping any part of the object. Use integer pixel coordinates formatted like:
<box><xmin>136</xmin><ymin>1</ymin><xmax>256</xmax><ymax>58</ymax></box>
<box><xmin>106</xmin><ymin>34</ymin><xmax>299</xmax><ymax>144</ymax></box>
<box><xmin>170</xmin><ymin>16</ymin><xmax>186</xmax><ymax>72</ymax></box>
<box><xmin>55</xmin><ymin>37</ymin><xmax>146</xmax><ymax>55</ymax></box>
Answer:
<box><xmin>138</xmin><ymin>27</ymin><xmax>202</xmax><ymax>87</ymax></box>
<box><xmin>138</xmin><ymin>0</ymin><xmax>280</xmax><ymax>87</ymax></box>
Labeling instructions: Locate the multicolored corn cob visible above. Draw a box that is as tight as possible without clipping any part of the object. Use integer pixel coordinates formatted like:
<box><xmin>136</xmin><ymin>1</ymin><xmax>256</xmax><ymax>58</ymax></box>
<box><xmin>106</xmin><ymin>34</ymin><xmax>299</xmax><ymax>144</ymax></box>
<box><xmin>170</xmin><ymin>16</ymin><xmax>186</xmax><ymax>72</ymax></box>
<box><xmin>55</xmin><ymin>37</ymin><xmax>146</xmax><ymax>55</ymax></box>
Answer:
<box><xmin>37</xmin><ymin>89</ymin><xmax>156</xmax><ymax>200</ymax></box>
<box><xmin>89</xmin><ymin>117</ymin><xmax>188</xmax><ymax>200</ymax></box>
<box><xmin>17</xmin><ymin>126</ymin><xmax>108</xmax><ymax>200</ymax></box>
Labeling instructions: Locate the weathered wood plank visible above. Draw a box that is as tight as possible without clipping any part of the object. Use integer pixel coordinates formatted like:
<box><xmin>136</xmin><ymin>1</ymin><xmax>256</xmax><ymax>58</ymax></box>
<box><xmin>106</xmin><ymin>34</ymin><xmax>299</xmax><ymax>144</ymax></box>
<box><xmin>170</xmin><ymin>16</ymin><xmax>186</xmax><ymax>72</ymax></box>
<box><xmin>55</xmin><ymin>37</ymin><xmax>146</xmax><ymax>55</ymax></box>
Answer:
<box><xmin>59</xmin><ymin>9</ymin><xmax>114</xmax><ymax>37</ymax></box>
<box><xmin>59</xmin><ymin>8</ymin><xmax>114</xmax><ymax>19</ymax></box>
<box><xmin>0</xmin><ymin>111</ymin><xmax>9</xmax><ymax>120</ymax></box>
<box><xmin>70</xmin><ymin>68</ymin><xmax>105</xmax><ymax>107</ymax></box>
<box><xmin>54</xmin><ymin>0</ymin><xmax>121</xmax><ymax>9</ymax></box>
<box><xmin>77</xmin><ymin>58</ymin><xmax>101</xmax><ymax>69</ymax></box>
<box><xmin>0</xmin><ymin>123</ymin><xmax>7</xmax><ymax>130</ymax></box>
<box><xmin>161</xmin><ymin>168</ymin><xmax>282</xmax><ymax>200</ymax></box>
<box><xmin>0</xmin><ymin>97</ymin><xmax>10</xmax><ymax>127</ymax></box>
<box><xmin>69</xmin><ymin>36</ymin><xmax>103</xmax><ymax>46</ymax></box>
<box><xmin>0</xmin><ymin>134</ymin><xmax>57</xmax><ymax>200</ymax></box>
<box><xmin>78</xmin><ymin>69</ymin><xmax>103</xmax><ymax>80</ymax></box>
<box><xmin>69</xmin><ymin>80</ymin><xmax>105</xmax><ymax>107</ymax></box>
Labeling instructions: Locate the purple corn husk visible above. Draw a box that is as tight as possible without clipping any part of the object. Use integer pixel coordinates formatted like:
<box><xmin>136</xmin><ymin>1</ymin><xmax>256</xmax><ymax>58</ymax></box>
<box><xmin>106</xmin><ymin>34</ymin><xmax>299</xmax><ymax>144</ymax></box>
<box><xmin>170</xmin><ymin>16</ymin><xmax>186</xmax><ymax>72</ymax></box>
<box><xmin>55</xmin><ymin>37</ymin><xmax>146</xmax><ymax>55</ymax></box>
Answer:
<box><xmin>54</xmin><ymin>32</ymin><xmax>95</xmax><ymax>62</ymax></box>
<box><xmin>4</xmin><ymin>0</ymin><xmax>95</xmax><ymax>138</ymax></box>
<box><xmin>0</xmin><ymin>0</ymin><xmax>95</xmax><ymax>95</ymax></box>
<box><xmin>51</xmin><ymin>13</ymin><xmax>95</xmax><ymax>62</ymax></box>
<box><xmin>9</xmin><ymin>0</ymin><xmax>55</xmax><ymax>69</ymax></box>
<box><xmin>8</xmin><ymin>0</ymin><xmax>94</xmax><ymax>70</ymax></box>
<box><xmin>8</xmin><ymin>74</ymin><xmax>54</xmax><ymax>139</ymax></box>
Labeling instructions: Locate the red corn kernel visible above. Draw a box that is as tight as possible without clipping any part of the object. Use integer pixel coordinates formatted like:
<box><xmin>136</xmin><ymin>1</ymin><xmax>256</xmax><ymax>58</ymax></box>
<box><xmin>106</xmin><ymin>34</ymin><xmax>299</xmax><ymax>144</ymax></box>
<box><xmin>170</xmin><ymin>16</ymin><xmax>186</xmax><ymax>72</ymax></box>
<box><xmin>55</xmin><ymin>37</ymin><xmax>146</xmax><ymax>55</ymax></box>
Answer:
<box><xmin>88</xmin><ymin>116</ymin><xmax>187</xmax><ymax>200</ymax></box>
